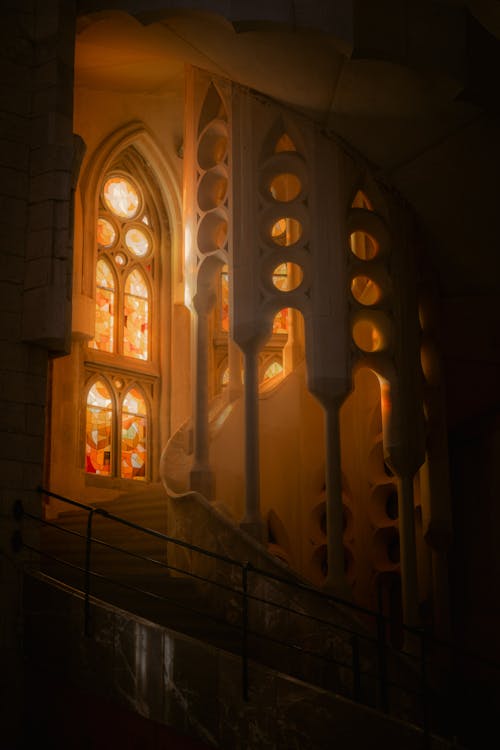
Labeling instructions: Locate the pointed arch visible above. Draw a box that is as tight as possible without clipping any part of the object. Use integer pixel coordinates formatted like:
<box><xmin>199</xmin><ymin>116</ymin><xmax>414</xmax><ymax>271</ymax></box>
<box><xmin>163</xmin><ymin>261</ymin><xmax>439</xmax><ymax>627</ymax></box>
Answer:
<box><xmin>198</xmin><ymin>81</ymin><xmax>228</xmax><ymax>135</ymax></box>
<box><xmin>120</xmin><ymin>385</ymin><xmax>148</xmax><ymax>480</ymax></box>
<box><xmin>85</xmin><ymin>378</ymin><xmax>114</xmax><ymax>476</ymax></box>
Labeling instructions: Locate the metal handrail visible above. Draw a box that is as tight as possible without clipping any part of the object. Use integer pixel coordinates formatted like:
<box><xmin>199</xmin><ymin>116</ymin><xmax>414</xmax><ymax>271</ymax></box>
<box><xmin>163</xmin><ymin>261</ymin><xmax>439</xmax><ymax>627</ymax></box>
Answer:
<box><xmin>13</xmin><ymin>487</ymin><xmax>500</xmax><ymax>748</ymax></box>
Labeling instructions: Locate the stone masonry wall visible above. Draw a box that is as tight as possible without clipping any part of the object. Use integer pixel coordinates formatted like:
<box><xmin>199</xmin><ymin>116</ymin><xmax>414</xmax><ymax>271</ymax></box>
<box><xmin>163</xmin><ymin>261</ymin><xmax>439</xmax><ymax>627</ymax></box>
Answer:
<box><xmin>0</xmin><ymin>2</ymin><xmax>77</xmax><ymax>744</ymax></box>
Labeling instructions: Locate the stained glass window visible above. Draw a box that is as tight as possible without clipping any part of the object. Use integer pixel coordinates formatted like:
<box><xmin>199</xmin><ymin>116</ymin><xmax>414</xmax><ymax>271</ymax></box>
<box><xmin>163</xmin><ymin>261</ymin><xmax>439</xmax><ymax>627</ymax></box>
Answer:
<box><xmin>97</xmin><ymin>217</ymin><xmax>116</xmax><ymax>247</ymax></box>
<box><xmin>123</xmin><ymin>269</ymin><xmax>149</xmax><ymax>360</ymax></box>
<box><xmin>89</xmin><ymin>259</ymin><xmax>115</xmax><ymax>352</ymax></box>
<box><xmin>275</xmin><ymin>133</ymin><xmax>296</xmax><ymax>153</ymax></box>
<box><xmin>85</xmin><ymin>381</ymin><xmax>113</xmax><ymax>475</ymax></box>
<box><xmin>103</xmin><ymin>176</ymin><xmax>140</xmax><ymax>218</ymax></box>
<box><xmin>121</xmin><ymin>388</ymin><xmax>147</xmax><ymax>480</ymax></box>
<box><xmin>220</xmin><ymin>264</ymin><xmax>229</xmax><ymax>332</ymax></box>
<box><xmin>273</xmin><ymin>308</ymin><xmax>288</xmax><ymax>334</ymax></box>
<box><xmin>125</xmin><ymin>227</ymin><xmax>150</xmax><ymax>257</ymax></box>
<box><xmin>263</xmin><ymin>361</ymin><xmax>283</xmax><ymax>381</ymax></box>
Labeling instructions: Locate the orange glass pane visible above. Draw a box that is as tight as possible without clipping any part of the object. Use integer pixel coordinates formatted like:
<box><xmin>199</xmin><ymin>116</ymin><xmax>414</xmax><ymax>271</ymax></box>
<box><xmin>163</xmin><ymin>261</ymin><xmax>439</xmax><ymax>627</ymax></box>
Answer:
<box><xmin>273</xmin><ymin>308</ymin><xmax>288</xmax><ymax>333</ymax></box>
<box><xmin>85</xmin><ymin>381</ymin><xmax>112</xmax><ymax>475</ymax></box>
<box><xmin>121</xmin><ymin>388</ymin><xmax>147</xmax><ymax>480</ymax></box>
<box><xmin>220</xmin><ymin>265</ymin><xmax>229</xmax><ymax>332</ymax></box>
<box><xmin>103</xmin><ymin>176</ymin><xmax>139</xmax><ymax>218</ymax></box>
<box><xmin>271</xmin><ymin>217</ymin><xmax>302</xmax><ymax>246</ymax></box>
<box><xmin>89</xmin><ymin>260</ymin><xmax>115</xmax><ymax>352</ymax></box>
<box><xmin>97</xmin><ymin>217</ymin><xmax>116</xmax><ymax>247</ymax></box>
<box><xmin>124</xmin><ymin>270</ymin><xmax>148</xmax><ymax>360</ymax></box>
<box><xmin>275</xmin><ymin>134</ymin><xmax>296</xmax><ymax>153</ymax></box>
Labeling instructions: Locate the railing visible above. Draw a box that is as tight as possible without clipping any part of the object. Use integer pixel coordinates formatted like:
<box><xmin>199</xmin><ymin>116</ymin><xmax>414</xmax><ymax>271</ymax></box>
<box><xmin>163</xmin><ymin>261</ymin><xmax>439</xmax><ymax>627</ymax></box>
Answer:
<box><xmin>12</xmin><ymin>487</ymin><xmax>500</xmax><ymax>749</ymax></box>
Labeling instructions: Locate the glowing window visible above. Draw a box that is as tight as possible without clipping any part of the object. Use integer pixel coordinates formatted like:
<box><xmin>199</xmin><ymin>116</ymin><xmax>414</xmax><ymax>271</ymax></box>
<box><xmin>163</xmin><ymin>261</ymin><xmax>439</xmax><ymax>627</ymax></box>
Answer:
<box><xmin>121</xmin><ymin>388</ymin><xmax>147</xmax><ymax>480</ymax></box>
<box><xmin>85</xmin><ymin>381</ymin><xmax>113</xmax><ymax>475</ymax></box>
<box><xmin>220</xmin><ymin>265</ymin><xmax>229</xmax><ymax>332</ymax></box>
<box><xmin>269</xmin><ymin>173</ymin><xmax>301</xmax><ymax>202</ymax></box>
<box><xmin>124</xmin><ymin>269</ymin><xmax>149</xmax><ymax>360</ymax></box>
<box><xmin>272</xmin><ymin>262</ymin><xmax>303</xmax><ymax>292</ymax></box>
<box><xmin>275</xmin><ymin>134</ymin><xmax>297</xmax><ymax>153</ymax></box>
<box><xmin>103</xmin><ymin>176</ymin><xmax>140</xmax><ymax>218</ymax></box>
<box><xmin>350</xmin><ymin>275</ymin><xmax>382</xmax><ymax>305</ymax></box>
<box><xmin>89</xmin><ymin>259</ymin><xmax>115</xmax><ymax>352</ymax></box>
<box><xmin>352</xmin><ymin>190</ymin><xmax>373</xmax><ymax>210</ymax></box>
<box><xmin>97</xmin><ymin>217</ymin><xmax>116</xmax><ymax>247</ymax></box>
<box><xmin>125</xmin><ymin>227</ymin><xmax>150</xmax><ymax>257</ymax></box>
<box><xmin>349</xmin><ymin>231</ymin><xmax>379</xmax><ymax>260</ymax></box>
<box><xmin>263</xmin><ymin>361</ymin><xmax>283</xmax><ymax>381</ymax></box>
<box><xmin>273</xmin><ymin>308</ymin><xmax>288</xmax><ymax>334</ymax></box>
<box><xmin>271</xmin><ymin>217</ymin><xmax>302</xmax><ymax>246</ymax></box>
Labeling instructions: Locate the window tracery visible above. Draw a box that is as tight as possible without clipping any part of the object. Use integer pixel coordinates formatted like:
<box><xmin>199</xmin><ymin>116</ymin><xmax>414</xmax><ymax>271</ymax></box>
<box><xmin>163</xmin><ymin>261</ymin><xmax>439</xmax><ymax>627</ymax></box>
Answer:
<box><xmin>85</xmin><ymin>160</ymin><xmax>161</xmax><ymax>482</ymax></box>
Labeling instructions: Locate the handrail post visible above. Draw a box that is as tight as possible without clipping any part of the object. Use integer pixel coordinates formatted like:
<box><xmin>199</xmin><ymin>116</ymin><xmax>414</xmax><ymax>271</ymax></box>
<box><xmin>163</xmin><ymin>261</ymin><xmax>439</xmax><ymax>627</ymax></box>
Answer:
<box><xmin>351</xmin><ymin>633</ymin><xmax>361</xmax><ymax>702</ymax></box>
<box><xmin>377</xmin><ymin>612</ymin><xmax>389</xmax><ymax>713</ymax></box>
<box><xmin>84</xmin><ymin>508</ymin><xmax>95</xmax><ymax>637</ymax></box>
<box><xmin>242</xmin><ymin>562</ymin><xmax>249</xmax><ymax>702</ymax></box>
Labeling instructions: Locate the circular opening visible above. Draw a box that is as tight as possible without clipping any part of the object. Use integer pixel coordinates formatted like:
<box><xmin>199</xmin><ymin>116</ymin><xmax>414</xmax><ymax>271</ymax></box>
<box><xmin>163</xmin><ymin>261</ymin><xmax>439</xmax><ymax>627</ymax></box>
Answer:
<box><xmin>114</xmin><ymin>252</ymin><xmax>127</xmax><ymax>267</ymax></box>
<box><xmin>352</xmin><ymin>318</ymin><xmax>384</xmax><ymax>352</ymax></box>
<box><xmin>351</xmin><ymin>275</ymin><xmax>382</xmax><ymax>305</ymax></box>
<box><xmin>197</xmin><ymin>170</ymin><xmax>228</xmax><ymax>211</ymax></box>
<box><xmin>271</xmin><ymin>262</ymin><xmax>303</xmax><ymax>292</ymax></box>
<box><xmin>97</xmin><ymin>217</ymin><xmax>116</xmax><ymax>247</ymax></box>
<box><xmin>373</xmin><ymin>527</ymin><xmax>400</xmax><ymax>569</ymax></box>
<box><xmin>197</xmin><ymin>128</ymin><xmax>228</xmax><ymax>170</ymax></box>
<box><xmin>125</xmin><ymin>227</ymin><xmax>150</xmax><ymax>257</ymax></box>
<box><xmin>269</xmin><ymin>173</ymin><xmax>301</xmax><ymax>202</ymax></box>
<box><xmin>349</xmin><ymin>230</ymin><xmax>379</xmax><ymax>260</ymax></box>
<box><xmin>386</xmin><ymin>490</ymin><xmax>399</xmax><ymax>520</ymax></box>
<box><xmin>197</xmin><ymin>212</ymin><xmax>228</xmax><ymax>254</ymax></box>
<box><xmin>271</xmin><ymin>217</ymin><xmax>302</xmax><ymax>246</ymax></box>
<box><xmin>103</xmin><ymin>176</ymin><xmax>140</xmax><ymax>219</ymax></box>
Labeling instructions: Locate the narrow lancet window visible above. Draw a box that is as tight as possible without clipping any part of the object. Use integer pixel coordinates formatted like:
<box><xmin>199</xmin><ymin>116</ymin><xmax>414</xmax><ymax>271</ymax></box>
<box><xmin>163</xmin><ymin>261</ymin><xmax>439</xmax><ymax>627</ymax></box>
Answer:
<box><xmin>123</xmin><ymin>269</ymin><xmax>149</xmax><ymax>360</ymax></box>
<box><xmin>89</xmin><ymin>259</ymin><xmax>115</xmax><ymax>352</ymax></box>
<box><xmin>86</xmin><ymin>381</ymin><xmax>113</xmax><ymax>475</ymax></box>
<box><xmin>121</xmin><ymin>388</ymin><xmax>147</xmax><ymax>480</ymax></box>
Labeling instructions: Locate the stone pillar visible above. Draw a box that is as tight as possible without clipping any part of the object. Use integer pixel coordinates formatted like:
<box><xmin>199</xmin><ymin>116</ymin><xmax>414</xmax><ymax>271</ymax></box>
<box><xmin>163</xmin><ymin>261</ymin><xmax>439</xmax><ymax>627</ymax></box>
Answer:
<box><xmin>190</xmin><ymin>290</ymin><xmax>215</xmax><ymax>499</ymax></box>
<box><xmin>397</xmin><ymin>474</ymin><xmax>419</xmax><ymax>628</ymax></box>
<box><xmin>240</xmin><ymin>345</ymin><xmax>266</xmax><ymax>541</ymax></box>
<box><xmin>324</xmin><ymin>401</ymin><xmax>351</xmax><ymax>597</ymax></box>
<box><xmin>228</xmin><ymin>338</ymin><xmax>242</xmax><ymax>401</ymax></box>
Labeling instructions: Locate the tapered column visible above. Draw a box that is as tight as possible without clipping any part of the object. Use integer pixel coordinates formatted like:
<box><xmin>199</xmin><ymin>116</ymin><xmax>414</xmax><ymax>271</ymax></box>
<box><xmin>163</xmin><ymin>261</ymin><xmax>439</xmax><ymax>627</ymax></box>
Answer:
<box><xmin>240</xmin><ymin>346</ymin><xmax>266</xmax><ymax>541</ymax></box>
<box><xmin>190</xmin><ymin>292</ymin><xmax>215</xmax><ymax>499</ymax></box>
<box><xmin>228</xmin><ymin>338</ymin><xmax>242</xmax><ymax>401</ymax></box>
<box><xmin>397</xmin><ymin>474</ymin><xmax>419</xmax><ymax>629</ymax></box>
<box><xmin>324</xmin><ymin>401</ymin><xmax>351</xmax><ymax>598</ymax></box>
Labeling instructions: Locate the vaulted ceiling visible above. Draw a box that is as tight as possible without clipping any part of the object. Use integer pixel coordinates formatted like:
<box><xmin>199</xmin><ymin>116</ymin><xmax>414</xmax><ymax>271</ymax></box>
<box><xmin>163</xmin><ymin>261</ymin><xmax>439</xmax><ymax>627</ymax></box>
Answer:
<box><xmin>76</xmin><ymin>3</ymin><xmax>500</xmax><ymax>300</ymax></box>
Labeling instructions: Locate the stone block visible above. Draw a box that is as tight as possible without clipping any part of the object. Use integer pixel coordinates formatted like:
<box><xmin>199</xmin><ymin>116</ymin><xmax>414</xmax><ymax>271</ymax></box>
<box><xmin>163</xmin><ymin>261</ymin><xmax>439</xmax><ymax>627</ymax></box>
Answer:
<box><xmin>0</xmin><ymin>281</ymin><xmax>22</xmax><ymax>313</ymax></box>
<box><xmin>0</xmin><ymin>196</ymin><xmax>28</xmax><ymax>228</ymax></box>
<box><xmin>0</xmin><ymin>311</ymin><xmax>22</xmax><ymax>342</ymax></box>
<box><xmin>29</xmin><ymin>169</ymin><xmax>72</xmax><ymax>203</ymax></box>
<box><xmin>30</xmin><ymin>111</ymin><xmax>73</xmax><ymax>148</ymax></box>
<box><xmin>0</xmin><ymin>85</ymin><xmax>31</xmax><ymax>117</ymax></box>
<box><xmin>26</xmin><ymin>227</ymin><xmax>53</xmax><ymax>259</ymax></box>
<box><xmin>0</xmin><ymin>139</ymin><xmax>29</xmax><ymax>171</ymax></box>
<box><xmin>24</xmin><ymin>257</ymin><xmax>51</xmax><ymax>290</ymax></box>
<box><xmin>26</xmin><ymin>403</ymin><xmax>45</xmax><ymax>435</ymax></box>
<box><xmin>0</xmin><ymin>166</ymin><xmax>29</xmax><ymax>200</ymax></box>
<box><xmin>2</xmin><ymin>402</ymin><xmax>25</xmax><ymax>432</ymax></box>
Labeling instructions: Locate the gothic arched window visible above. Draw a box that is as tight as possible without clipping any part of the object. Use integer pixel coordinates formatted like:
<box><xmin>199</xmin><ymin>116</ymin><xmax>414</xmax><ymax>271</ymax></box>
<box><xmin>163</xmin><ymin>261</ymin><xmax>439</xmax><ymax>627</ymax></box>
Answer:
<box><xmin>85</xmin><ymin>161</ymin><xmax>161</xmax><ymax>482</ymax></box>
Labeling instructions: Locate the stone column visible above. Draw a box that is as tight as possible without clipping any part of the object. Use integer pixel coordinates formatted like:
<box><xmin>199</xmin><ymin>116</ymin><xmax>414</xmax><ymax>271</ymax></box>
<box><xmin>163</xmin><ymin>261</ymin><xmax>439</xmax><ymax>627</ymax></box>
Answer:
<box><xmin>397</xmin><ymin>473</ymin><xmax>419</xmax><ymax>629</ymax></box>
<box><xmin>324</xmin><ymin>400</ymin><xmax>351</xmax><ymax>598</ymax></box>
<box><xmin>228</xmin><ymin>338</ymin><xmax>242</xmax><ymax>401</ymax></box>
<box><xmin>190</xmin><ymin>290</ymin><xmax>215</xmax><ymax>499</ymax></box>
<box><xmin>240</xmin><ymin>345</ymin><xmax>266</xmax><ymax>541</ymax></box>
